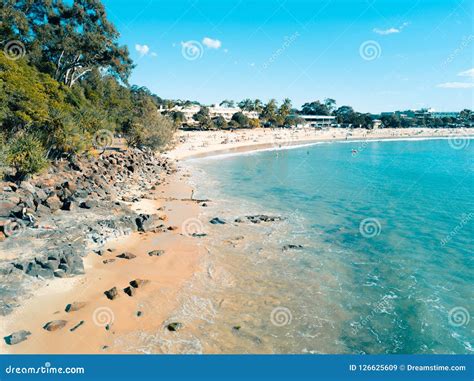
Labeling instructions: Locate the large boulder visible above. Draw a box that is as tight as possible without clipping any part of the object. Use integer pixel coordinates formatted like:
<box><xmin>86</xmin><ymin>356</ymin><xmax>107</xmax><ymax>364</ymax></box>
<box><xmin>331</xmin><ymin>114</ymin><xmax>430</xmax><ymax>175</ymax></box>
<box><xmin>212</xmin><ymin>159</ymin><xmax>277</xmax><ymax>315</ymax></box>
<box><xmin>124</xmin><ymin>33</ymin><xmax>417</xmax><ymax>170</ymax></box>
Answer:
<box><xmin>44</xmin><ymin>195</ymin><xmax>62</xmax><ymax>212</ymax></box>
<box><xmin>43</xmin><ymin>320</ymin><xmax>68</xmax><ymax>331</ymax></box>
<box><xmin>4</xmin><ymin>330</ymin><xmax>31</xmax><ymax>345</ymax></box>
<box><xmin>135</xmin><ymin>214</ymin><xmax>160</xmax><ymax>232</ymax></box>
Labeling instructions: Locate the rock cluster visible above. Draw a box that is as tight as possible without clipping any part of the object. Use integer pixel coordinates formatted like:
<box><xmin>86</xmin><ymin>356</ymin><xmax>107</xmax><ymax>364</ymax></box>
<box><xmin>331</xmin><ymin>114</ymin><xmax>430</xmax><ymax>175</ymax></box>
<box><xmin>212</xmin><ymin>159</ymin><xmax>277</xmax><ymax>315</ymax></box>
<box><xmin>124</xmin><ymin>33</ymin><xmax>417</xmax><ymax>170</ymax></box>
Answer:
<box><xmin>0</xmin><ymin>148</ymin><xmax>175</xmax><ymax>316</ymax></box>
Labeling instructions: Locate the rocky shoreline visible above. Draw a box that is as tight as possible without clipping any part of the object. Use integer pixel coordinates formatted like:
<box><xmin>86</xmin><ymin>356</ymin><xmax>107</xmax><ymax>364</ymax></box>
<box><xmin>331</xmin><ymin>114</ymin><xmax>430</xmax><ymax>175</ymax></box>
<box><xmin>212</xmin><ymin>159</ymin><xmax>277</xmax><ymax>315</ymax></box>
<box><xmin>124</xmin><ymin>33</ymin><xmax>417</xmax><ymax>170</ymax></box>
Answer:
<box><xmin>0</xmin><ymin>148</ymin><xmax>175</xmax><ymax>317</ymax></box>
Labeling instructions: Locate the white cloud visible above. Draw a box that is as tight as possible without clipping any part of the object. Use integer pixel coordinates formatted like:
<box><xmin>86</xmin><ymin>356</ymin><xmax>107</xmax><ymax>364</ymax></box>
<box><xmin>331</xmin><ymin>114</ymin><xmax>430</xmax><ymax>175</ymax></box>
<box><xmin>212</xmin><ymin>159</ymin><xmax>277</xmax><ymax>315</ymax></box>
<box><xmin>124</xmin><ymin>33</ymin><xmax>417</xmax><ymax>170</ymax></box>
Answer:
<box><xmin>436</xmin><ymin>82</ymin><xmax>474</xmax><ymax>89</ymax></box>
<box><xmin>202</xmin><ymin>37</ymin><xmax>222</xmax><ymax>49</ymax></box>
<box><xmin>458</xmin><ymin>68</ymin><xmax>474</xmax><ymax>77</ymax></box>
<box><xmin>373</xmin><ymin>27</ymin><xmax>400</xmax><ymax>35</ymax></box>
<box><xmin>135</xmin><ymin>44</ymin><xmax>150</xmax><ymax>56</ymax></box>
<box><xmin>373</xmin><ymin>22</ymin><xmax>409</xmax><ymax>35</ymax></box>
<box><xmin>150</xmin><ymin>52</ymin><xmax>158</xmax><ymax>57</ymax></box>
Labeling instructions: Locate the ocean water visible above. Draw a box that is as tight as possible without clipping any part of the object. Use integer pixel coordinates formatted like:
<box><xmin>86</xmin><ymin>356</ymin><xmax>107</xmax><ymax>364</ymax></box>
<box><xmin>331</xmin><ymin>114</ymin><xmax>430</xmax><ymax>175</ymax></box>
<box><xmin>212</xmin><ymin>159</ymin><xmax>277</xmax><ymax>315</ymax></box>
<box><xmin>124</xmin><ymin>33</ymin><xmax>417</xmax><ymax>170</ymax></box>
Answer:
<box><xmin>179</xmin><ymin>138</ymin><xmax>473</xmax><ymax>354</ymax></box>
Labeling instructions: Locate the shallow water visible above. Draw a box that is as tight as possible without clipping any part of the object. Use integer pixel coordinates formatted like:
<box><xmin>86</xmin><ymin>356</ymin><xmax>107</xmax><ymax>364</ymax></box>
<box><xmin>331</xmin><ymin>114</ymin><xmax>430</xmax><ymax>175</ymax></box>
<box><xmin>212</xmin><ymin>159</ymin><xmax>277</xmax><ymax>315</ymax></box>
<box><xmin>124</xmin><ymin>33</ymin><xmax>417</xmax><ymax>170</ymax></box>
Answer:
<box><xmin>175</xmin><ymin>138</ymin><xmax>473</xmax><ymax>354</ymax></box>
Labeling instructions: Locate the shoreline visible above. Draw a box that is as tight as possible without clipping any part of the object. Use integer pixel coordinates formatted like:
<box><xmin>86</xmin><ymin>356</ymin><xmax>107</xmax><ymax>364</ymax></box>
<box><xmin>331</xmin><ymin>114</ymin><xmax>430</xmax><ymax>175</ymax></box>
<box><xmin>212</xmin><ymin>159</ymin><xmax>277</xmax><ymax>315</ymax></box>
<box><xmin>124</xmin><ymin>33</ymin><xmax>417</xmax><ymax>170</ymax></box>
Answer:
<box><xmin>1</xmin><ymin>167</ymin><xmax>207</xmax><ymax>354</ymax></box>
<box><xmin>2</xmin><ymin>127</ymin><xmax>472</xmax><ymax>354</ymax></box>
<box><xmin>166</xmin><ymin>127</ymin><xmax>472</xmax><ymax>161</ymax></box>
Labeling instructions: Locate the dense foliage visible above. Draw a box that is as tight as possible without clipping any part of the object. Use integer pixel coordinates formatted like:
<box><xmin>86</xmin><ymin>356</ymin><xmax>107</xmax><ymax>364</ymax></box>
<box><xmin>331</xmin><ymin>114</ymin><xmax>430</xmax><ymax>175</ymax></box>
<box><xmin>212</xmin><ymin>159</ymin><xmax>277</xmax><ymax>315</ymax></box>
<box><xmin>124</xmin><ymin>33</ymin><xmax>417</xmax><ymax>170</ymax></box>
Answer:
<box><xmin>1</xmin><ymin>0</ymin><xmax>175</xmax><ymax>179</ymax></box>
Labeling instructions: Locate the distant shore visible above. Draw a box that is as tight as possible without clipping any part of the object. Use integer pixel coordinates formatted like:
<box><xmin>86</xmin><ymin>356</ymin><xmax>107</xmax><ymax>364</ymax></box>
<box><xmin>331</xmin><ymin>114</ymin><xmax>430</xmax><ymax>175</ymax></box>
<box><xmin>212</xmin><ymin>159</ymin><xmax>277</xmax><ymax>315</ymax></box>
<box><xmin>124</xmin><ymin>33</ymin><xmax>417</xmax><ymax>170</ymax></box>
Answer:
<box><xmin>166</xmin><ymin>127</ymin><xmax>472</xmax><ymax>160</ymax></box>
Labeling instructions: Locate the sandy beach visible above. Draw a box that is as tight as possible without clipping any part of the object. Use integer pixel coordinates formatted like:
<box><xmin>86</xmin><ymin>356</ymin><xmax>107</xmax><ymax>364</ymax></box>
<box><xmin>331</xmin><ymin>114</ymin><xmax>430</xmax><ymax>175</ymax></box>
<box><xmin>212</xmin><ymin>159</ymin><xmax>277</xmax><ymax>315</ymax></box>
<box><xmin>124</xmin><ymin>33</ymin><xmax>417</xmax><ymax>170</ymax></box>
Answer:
<box><xmin>2</xmin><ymin>127</ymin><xmax>472</xmax><ymax>354</ymax></box>
<box><xmin>166</xmin><ymin>127</ymin><xmax>472</xmax><ymax>160</ymax></box>
<box><xmin>1</xmin><ymin>168</ymin><xmax>207</xmax><ymax>354</ymax></box>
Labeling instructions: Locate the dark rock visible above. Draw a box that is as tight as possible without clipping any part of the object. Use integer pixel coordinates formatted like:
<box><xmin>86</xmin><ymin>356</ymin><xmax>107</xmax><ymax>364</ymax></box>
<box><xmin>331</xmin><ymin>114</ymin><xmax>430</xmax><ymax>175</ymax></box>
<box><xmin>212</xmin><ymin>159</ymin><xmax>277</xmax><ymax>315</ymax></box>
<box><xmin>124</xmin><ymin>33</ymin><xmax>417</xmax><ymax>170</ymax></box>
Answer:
<box><xmin>235</xmin><ymin>215</ymin><xmax>284</xmax><ymax>224</ymax></box>
<box><xmin>103</xmin><ymin>259</ymin><xmax>116</xmax><ymax>264</ymax></box>
<box><xmin>58</xmin><ymin>263</ymin><xmax>69</xmax><ymax>273</ymax></box>
<box><xmin>54</xmin><ymin>269</ymin><xmax>67</xmax><ymax>278</ymax></box>
<box><xmin>167</xmin><ymin>226</ymin><xmax>178</xmax><ymax>231</ymax></box>
<box><xmin>4</xmin><ymin>330</ymin><xmax>31</xmax><ymax>345</ymax></box>
<box><xmin>282</xmin><ymin>244</ymin><xmax>304</xmax><ymax>251</ymax></box>
<box><xmin>123</xmin><ymin>286</ymin><xmax>135</xmax><ymax>297</ymax></box>
<box><xmin>43</xmin><ymin>320</ymin><xmax>67</xmax><ymax>331</ymax></box>
<box><xmin>65</xmin><ymin>302</ymin><xmax>87</xmax><ymax>312</ymax></box>
<box><xmin>135</xmin><ymin>214</ymin><xmax>160</xmax><ymax>232</ymax></box>
<box><xmin>148</xmin><ymin>250</ymin><xmax>164</xmax><ymax>257</ymax></box>
<box><xmin>62</xmin><ymin>200</ymin><xmax>75</xmax><ymax>211</ymax></box>
<box><xmin>210</xmin><ymin>217</ymin><xmax>226</xmax><ymax>225</ymax></box>
<box><xmin>116</xmin><ymin>252</ymin><xmax>136</xmax><ymax>260</ymax></box>
<box><xmin>129</xmin><ymin>279</ymin><xmax>149</xmax><ymax>288</ymax></box>
<box><xmin>104</xmin><ymin>287</ymin><xmax>119</xmax><ymax>300</ymax></box>
<box><xmin>191</xmin><ymin>232</ymin><xmax>207</xmax><ymax>238</ymax></box>
<box><xmin>80</xmin><ymin>199</ymin><xmax>98</xmax><ymax>209</ymax></box>
<box><xmin>26</xmin><ymin>263</ymin><xmax>54</xmax><ymax>279</ymax></box>
<box><xmin>166</xmin><ymin>322</ymin><xmax>183</xmax><ymax>332</ymax></box>
<box><xmin>70</xmin><ymin>320</ymin><xmax>84</xmax><ymax>332</ymax></box>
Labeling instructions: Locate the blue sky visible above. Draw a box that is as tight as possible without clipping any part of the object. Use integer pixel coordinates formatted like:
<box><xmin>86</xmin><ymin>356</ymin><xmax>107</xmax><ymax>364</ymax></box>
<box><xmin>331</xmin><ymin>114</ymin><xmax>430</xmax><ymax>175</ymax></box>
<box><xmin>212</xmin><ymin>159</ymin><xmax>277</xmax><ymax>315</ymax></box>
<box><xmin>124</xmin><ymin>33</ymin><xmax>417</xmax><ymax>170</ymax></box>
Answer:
<box><xmin>103</xmin><ymin>0</ymin><xmax>473</xmax><ymax>113</ymax></box>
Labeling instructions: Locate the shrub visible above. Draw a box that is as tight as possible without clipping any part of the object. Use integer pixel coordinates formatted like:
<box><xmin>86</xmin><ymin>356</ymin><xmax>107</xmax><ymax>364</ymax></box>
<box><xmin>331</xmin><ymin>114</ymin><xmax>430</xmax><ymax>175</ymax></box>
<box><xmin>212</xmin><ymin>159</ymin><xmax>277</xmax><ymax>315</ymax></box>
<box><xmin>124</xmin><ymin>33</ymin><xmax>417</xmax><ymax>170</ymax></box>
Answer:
<box><xmin>213</xmin><ymin>116</ymin><xmax>228</xmax><ymax>129</ymax></box>
<box><xmin>249</xmin><ymin>118</ymin><xmax>261</xmax><ymax>128</ymax></box>
<box><xmin>6</xmin><ymin>133</ymin><xmax>48</xmax><ymax>179</ymax></box>
<box><xmin>231</xmin><ymin>112</ymin><xmax>249</xmax><ymax>128</ymax></box>
<box><xmin>125</xmin><ymin>113</ymin><xmax>176</xmax><ymax>151</ymax></box>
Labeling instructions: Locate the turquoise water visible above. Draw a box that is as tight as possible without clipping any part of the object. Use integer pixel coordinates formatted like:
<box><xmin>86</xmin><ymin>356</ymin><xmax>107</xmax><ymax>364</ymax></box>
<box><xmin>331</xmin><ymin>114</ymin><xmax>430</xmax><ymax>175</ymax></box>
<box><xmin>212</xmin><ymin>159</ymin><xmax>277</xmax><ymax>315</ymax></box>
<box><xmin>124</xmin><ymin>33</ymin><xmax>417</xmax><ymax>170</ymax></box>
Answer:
<box><xmin>189</xmin><ymin>138</ymin><xmax>473</xmax><ymax>354</ymax></box>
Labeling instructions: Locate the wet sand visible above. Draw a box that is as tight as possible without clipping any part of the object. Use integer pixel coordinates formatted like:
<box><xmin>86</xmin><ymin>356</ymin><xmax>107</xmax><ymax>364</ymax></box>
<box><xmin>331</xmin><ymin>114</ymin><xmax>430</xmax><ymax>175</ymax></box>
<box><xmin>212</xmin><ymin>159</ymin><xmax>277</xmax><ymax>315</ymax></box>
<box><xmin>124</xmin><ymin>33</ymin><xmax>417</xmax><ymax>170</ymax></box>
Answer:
<box><xmin>1</xmin><ymin>169</ymin><xmax>205</xmax><ymax>354</ymax></box>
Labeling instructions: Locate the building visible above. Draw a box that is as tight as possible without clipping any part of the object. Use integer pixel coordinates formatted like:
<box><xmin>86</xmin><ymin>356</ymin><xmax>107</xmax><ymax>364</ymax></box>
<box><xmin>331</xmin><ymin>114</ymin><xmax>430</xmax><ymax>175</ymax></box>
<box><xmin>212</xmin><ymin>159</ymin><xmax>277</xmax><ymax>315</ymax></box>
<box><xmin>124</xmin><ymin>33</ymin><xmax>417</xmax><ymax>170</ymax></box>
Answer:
<box><xmin>372</xmin><ymin>119</ymin><xmax>383</xmax><ymax>129</ymax></box>
<box><xmin>294</xmin><ymin>115</ymin><xmax>337</xmax><ymax>128</ymax></box>
<box><xmin>160</xmin><ymin>105</ymin><xmax>259</xmax><ymax>126</ymax></box>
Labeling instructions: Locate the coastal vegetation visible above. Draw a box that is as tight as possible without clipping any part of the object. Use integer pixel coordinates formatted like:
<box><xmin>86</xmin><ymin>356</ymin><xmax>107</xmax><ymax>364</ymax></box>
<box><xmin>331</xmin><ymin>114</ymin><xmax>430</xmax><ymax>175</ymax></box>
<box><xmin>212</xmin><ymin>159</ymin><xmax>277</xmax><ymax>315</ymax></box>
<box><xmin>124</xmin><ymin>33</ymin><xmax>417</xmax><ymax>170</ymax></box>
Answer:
<box><xmin>0</xmin><ymin>0</ymin><xmax>175</xmax><ymax>179</ymax></box>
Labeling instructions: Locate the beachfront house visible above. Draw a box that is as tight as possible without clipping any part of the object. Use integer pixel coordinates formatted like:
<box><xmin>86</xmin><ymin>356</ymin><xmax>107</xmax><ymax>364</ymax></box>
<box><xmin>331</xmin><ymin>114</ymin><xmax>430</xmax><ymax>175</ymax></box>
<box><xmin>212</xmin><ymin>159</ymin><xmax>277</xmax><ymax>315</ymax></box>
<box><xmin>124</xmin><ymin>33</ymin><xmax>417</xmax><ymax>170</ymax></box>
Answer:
<box><xmin>293</xmin><ymin>115</ymin><xmax>337</xmax><ymax>128</ymax></box>
<box><xmin>160</xmin><ymin>105</ymin><xmax>259</xmax><ymax>126</ymax></box>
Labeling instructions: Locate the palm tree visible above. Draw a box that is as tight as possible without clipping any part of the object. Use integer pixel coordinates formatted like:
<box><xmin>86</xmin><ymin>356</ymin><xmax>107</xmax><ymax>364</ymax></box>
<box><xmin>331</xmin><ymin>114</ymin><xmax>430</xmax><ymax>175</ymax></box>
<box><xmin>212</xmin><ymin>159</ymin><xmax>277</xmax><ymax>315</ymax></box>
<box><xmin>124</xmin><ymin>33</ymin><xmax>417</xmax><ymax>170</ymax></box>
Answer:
<box><xmin>253</xmin><ymin>99</ymin><xmax>263</xmax><ymax>113</ymax></box>
<box><xmin>238</xmin><ymin>98</ymin><xmax>254</xmax><ymax>111</ymax></box>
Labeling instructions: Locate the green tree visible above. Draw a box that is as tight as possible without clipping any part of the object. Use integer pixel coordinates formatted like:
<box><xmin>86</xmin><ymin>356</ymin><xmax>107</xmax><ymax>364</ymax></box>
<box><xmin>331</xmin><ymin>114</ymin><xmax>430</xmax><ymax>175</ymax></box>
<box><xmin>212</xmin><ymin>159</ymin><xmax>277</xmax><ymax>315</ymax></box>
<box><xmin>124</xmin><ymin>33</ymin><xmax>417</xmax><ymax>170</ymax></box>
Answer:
<box><xmin>238</xmin><ymin>99</ymin><xmax>254</xmax><ymax>111</ymax></box>
<box><xmin>231</xmin><ymin>112</ymin><xmax>250</xmax><ymax>128</ymax></box>
<box><xmin>212</xmin><ymin>116</ymin><xmax>228</xmax><ymax>129</ymax></box>
<box><xmin>262</xmin><ymin>99</ymin><xmax>278</xmax><ymax>125</ymax></box>
<box><xmin>301</xmin><ymin>100</ymin><xmax>331</xmax><ymax>116</ymax></box>
<box><xmin>219</xmin><ymin>99</ymin><xmax>235</xmax><ymax>107</ymax></box>
<box><xmin>3</xmin><ymin>0</ymin><xmax>134</xmax><ymax>87</ymax></box>
<box><xmin>193</xmin><ymin>107</ymin><xmax>215</xmax><ymax>130</ymax></box>
<box><xmin>278</xmin><ymin>98</ymin><xmax>292</xmax><ymax>124</ymax></box>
